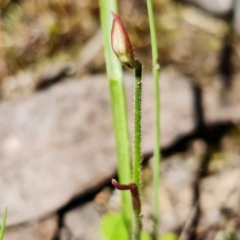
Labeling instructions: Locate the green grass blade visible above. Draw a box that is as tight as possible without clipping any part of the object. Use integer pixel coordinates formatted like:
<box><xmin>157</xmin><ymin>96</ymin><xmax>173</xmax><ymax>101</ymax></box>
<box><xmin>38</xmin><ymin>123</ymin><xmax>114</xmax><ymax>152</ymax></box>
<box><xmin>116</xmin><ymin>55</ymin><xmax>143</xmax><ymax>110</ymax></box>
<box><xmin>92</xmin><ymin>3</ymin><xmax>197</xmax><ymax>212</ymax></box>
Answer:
<box><xmin>0</xmin><ymin>208</ymin><xmax>8</xmax><ymax>240</ymax></box>
<box><xmin>99</xmin><ymin>0</ymin><xmax>132</xmax><ymax>231</ymax></box>
<box><xmin>146</xmin><ymin>0</ymin><xmax>161</xmax><ymax>239</ymax></box>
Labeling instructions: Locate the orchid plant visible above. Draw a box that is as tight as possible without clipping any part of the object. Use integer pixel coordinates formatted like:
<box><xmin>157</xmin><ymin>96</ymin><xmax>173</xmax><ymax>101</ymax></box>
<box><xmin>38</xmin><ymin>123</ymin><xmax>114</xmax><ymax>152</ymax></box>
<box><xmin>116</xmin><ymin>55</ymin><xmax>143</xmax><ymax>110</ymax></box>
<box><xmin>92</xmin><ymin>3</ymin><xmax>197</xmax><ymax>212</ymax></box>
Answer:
<box><xmin>99</xmin><ymin>0</ymin><xmax>162</xmax><ymax>240</ymax></box>
<box><xmin>111</xmin><ymin>12</ymin><xmax>143</xmax><ymax>240</ymax></box>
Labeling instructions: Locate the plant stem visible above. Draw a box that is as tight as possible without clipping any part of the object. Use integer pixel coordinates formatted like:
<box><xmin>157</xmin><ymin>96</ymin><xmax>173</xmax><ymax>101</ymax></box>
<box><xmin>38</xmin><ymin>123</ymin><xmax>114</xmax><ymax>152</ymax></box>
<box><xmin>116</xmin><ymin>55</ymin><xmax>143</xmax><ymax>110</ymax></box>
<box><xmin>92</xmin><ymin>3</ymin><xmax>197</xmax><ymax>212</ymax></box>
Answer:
<box><xmin>132</xmin><ymin>59</ymin><xmax>142</xmax><ymax>240</ymax></box>
<box><xmin>132</xmin><ymin>200</ymin><xmax>141</xmax><ymax>240</ymax></box>
<box><xmin>133</xmin><ymin>60</ymin><xmax>142</xmax><ymax>188</ymax></box>
<box><xmin>100</xmin><ymin>0</ymin><xmax>132</xmax><ymax>231</ymax></box>
<box><xmin>112</xmin><ymin>179</ymin><xmax>141</xmax><ymax>240</ymax></box>
<box><xmin>132</xmin><ymin>194</ymin><xmax>142</xmax><ymax>240</ymax></box>
<box><xmin>146</xmin><ymin>0</ymin><xmax>161</xmax><ymax>239</ymax></box>
<box><xmin>0</xmin><ymin>208</ymin><xmax>7</xmax><ymax>240</ymax></box>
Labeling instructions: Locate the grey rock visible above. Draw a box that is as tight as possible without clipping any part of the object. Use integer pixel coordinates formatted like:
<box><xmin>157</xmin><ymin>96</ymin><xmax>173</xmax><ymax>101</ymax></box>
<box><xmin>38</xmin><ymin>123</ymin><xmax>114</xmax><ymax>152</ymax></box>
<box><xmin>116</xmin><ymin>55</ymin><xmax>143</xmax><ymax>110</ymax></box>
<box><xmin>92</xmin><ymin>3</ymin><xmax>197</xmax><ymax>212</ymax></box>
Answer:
<box><xmin>203</xmin><ymin>80</ymin><xmax>240</xmax><ymax>124</ymax></box>
<box><xmin>139</xmin><ymin>154</ymin><xmax>198</xmax><ymax>235</ymax></box>
<box><xmin>143</xmin><ymin>156</ymin><xmax>240</xmax><ymax>235</ymax></box>
<box><xmin>0</xmin><ymin>75</ymin><xmax>116</xmax><ymax>226</ymax></box>
<box><xmin>3</xmin><ymin>67</ymin><xmax>240</xmax><ymax>235</ymax></box>
<box><xmin>35</xmin><ymin>64</ymin><xmax>74</xmax><ymax>91</ymax></box>
<box><xmin>199</xmin><ymin>168</ymin><xmax>240</xmax><ymax>229</ymax></box>
<box><xmin>59</xmin><ymin>227</ymin><xmax>73</xmax><ymax>240</ymax></box>
<box><xmin>63</xmin><ymin>202</ymin><xmax>102</xmax><ymax>240</ymax></box>
<box><xmin>159</xmin><ymin>155</ymin><xmax>197</xmax><ymax>234</ymax></box>
<box><xmin>143</xmin><ymin>69</ymin><xmax>195</xmax><ymax>149</ymax></box>
<box><xmin>4</xmin><ymin>215</ymin><xmax>58</xmax><ymax>240</ymax></box>
<box><xmin>184</xmin><ymin>0</ymin><xmax>234</xmax><ymax>15</ymax></box>
<box><xmin>1</xmin><ymin>67</ymin><xmax>240</xmax><ymax>227</ymax></box>
<box><xmin>0</xmin><ymin>69</ymin><xmax>195</xmax><ymax>225</ymax></box>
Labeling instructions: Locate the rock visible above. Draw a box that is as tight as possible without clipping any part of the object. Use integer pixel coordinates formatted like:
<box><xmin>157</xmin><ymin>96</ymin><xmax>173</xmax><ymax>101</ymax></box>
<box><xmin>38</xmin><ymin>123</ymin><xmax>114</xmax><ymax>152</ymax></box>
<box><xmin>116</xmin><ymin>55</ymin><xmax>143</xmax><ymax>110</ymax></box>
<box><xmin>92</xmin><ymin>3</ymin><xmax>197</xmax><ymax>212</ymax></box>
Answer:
<box><xmin>184</xmin><ymin>0</ymin><xmax>234</xmax><ymax>15</ymax></box>
<box><xmin>1</xmin><ymin>64</ymin><xmax>74</xmax><ymax>100</ymax></box>
<box><xmin>199</xmin><ymin>168</ymin><xmax>240</xmax><ymax>230</ymax></box>
<box><xmin>0</xmin><ymin>75</ymin><xmax>116</xmax><ymax>226</ymax></box>
<box><xmin>0</xmin><ymin>69</ymin><xmax>195</xmax><ymax>225</ymax></box>
<box><xmin>142</xmin><ymin>156</ymin><xmax>240</xmax><ymax>235</ymax></box>
<box><xmin>1</xmin><ymin>67</ymin><xmax>240</xmax><ymax>227</ymax></box>
<box><xmin>134</xmin><ymin>153</ymin><xmax>198</xmax><ymax>235</ymax></box>
<box><xmin>4</xmin><ymin>215</ymin><xmax>58</xmax><ymax>240</ymax></box>
<box><xmin>63</xmin><ymin>202</ymin><xmax>102</xmax><ymax>240</ymax></box>
<box><xmin>203</xmin><ymin>81</ymin><xmax>240</xmax><ymax>124</ymax></box>
<box><xmin>143</xmin><ymin>68</ymin><xmax>195</xmax><ymax>149</ymax></box>
<box><xmin>158</xmin><ymin>155</ymin><xmax>197</xmax><ymax>234</ymax></box>
<box><xmin>35</xmin><ymin>64</ymin><xmax>74</xmax><ymax>91</ymax></box>
<box><xmin>0</xmin><ymin>66</ymin><xmax>240</xmax><ymax>225</ymax></box>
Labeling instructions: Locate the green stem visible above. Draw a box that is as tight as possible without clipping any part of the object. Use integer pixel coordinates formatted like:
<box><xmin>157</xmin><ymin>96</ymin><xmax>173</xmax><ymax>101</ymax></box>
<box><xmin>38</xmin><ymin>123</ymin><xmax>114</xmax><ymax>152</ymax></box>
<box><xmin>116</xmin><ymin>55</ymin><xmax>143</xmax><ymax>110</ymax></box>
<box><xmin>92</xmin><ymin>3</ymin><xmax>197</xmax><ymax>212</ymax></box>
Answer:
<box><xmin>100</xmin><ymin>0</ymin><xmax>132</xmax><ymax>232</ymax></box>
<box><xmin>0</xmin><ymin>208</ymin><xmax>7</xmax><ymax>240</ymax></box>
<box><xmin>132</xmin><ymin>60</ymin><xmax>142</xmax><ymax>240</ymax></box>
<box><xmin>146</xmin><ymin>0</ymin><xmax>161</xmax><ymax>239</ymax></box>
<box><xmin>133</xmin><ymin>60</ymin><xmax>142</xmax><ymax>188</ymax></box>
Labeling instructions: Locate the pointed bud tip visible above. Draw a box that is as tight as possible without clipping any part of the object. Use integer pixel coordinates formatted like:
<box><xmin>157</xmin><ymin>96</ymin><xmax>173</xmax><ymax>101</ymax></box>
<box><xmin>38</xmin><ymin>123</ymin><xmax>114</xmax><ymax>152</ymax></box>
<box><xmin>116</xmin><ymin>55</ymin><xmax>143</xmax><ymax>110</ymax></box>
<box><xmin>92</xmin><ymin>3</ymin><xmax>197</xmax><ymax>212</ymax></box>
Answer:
<box><xmin>111</xmin><ymin>11</ymin><xmax>117</xmax><ymax>18</ymax></box>
<box><xmin>111</xmin><ymin>12</ymin><xmax>135</xmax><ymax>68</ymax></box>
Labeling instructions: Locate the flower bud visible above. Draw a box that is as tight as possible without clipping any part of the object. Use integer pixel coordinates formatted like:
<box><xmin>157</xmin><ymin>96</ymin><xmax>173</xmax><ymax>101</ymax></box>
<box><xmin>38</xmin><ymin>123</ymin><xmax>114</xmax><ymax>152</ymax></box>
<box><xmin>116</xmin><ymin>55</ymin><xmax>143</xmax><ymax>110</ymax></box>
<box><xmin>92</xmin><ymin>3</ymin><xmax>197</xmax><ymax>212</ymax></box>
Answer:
<box><xmin>111</xmin><ymin>12</ymin><xmax>135</xmax><ymax>68</ymax></box>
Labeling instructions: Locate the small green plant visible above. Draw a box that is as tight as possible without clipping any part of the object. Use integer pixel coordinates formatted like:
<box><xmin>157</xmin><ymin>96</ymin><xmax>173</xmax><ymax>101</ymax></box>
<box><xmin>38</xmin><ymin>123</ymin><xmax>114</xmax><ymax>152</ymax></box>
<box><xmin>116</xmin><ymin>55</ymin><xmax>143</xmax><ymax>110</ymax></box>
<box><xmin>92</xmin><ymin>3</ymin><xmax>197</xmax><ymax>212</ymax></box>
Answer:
<box><xmin>0</xmin><ymin>208</ymin><xmax>7</xmax><ymax>240</ymax></box>
<box><xmin>100</xmin><ymin>0</ymin><xmax>163</xmax><ymax>240</ymax></box>
<box><xmin>100</xmin><ymin>0</ymin><xmax>132</xmax><ymax>235</ymax></box>
<box><xmin>111</xmin><ymin>11</ymin><xmax>143</xmax><ymax>240</ymax></box>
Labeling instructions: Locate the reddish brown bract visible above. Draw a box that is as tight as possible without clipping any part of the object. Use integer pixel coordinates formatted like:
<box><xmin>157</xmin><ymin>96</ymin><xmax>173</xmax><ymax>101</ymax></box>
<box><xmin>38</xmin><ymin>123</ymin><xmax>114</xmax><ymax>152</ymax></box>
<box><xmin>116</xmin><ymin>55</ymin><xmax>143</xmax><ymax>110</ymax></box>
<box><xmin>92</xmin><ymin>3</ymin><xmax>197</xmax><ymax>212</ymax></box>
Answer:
<box><xmin>111</xmin><ymin>12</ymin><xmax>135</xmax><ymax>68</ymax></box>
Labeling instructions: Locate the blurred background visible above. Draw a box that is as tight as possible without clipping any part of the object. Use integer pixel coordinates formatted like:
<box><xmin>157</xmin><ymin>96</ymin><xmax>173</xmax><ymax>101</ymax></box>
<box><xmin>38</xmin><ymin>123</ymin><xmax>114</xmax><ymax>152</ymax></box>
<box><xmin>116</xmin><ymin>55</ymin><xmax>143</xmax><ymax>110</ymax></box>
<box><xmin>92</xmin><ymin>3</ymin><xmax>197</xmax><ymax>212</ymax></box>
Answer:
<box><xmin>1</xmin><ymin>0</ymin><xmax>240</xmax><ymax>239</ymax></box>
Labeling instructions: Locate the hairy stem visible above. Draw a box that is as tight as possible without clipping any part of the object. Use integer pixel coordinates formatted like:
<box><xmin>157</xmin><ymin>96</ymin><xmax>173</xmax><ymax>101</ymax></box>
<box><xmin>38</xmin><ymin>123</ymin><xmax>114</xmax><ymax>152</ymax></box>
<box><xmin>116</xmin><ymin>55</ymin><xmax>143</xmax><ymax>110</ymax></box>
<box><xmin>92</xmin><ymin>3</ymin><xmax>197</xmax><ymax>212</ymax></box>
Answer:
<box><xmin>133</xmin><ymin>60</ymin><xmax>142</xmax><ymax>189</ymax></box>
<box><xmin>112</xmin><ymin>179</ymin><xmax>141</xmax><ymax>240</ymax></box>
<box><xmin>132</xmin><ymin>60</ymin><xmax>142</xmax><ymax>240</ymax></box>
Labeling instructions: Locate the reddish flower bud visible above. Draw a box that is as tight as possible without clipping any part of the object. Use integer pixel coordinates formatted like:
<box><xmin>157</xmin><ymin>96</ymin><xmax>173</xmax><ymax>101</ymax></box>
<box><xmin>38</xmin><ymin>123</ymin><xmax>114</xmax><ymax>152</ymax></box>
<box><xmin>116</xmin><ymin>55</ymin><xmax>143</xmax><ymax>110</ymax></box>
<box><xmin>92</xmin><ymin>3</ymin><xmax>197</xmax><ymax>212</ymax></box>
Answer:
<box><xmin>111</xmin><ymin>12</ymin><xmax>135</xmax><ymax>68</ymax></box>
